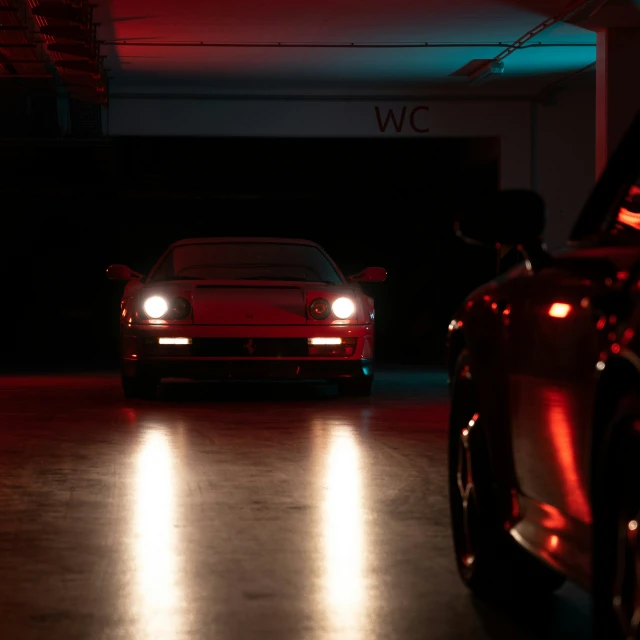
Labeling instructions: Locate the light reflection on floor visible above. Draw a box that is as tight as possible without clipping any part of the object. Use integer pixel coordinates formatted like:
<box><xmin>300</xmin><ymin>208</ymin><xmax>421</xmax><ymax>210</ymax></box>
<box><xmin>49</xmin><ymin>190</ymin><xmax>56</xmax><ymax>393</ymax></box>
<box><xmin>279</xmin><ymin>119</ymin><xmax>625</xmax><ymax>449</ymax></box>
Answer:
<box><xmin>320</xmin><ymin>420</ymin><xmax>368</xmax><ymax>639</ymax></box>
<box><xmin>0</xmin><ymin>370</ymin><xmax>592</xmax><ymax>640</ymax></box>
<box><xmin>132</xmin><ymin>429</ymin><xmax>182</xmax><ymax>640</ymax></box>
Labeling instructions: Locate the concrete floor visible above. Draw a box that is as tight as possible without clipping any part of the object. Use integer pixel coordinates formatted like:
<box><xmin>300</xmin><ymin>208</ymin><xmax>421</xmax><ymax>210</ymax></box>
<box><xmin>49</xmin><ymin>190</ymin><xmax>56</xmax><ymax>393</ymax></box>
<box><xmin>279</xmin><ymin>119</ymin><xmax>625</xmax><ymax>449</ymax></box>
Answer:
<box><xmin>0</xmin><ymin>369</ymin><xmax>591</xmax><ymax>640</ymax></box>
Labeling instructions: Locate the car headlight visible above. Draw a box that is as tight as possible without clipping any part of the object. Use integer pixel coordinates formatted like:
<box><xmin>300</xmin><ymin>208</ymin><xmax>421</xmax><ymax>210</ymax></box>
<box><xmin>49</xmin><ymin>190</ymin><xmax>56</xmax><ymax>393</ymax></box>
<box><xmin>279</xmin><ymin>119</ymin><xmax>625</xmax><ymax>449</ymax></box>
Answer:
<box><xmin>308</xmin><ymin>298</ymin><xmax>332</xmax><ymax>320</ymax></box>
<box><xmin>143</xmin><ymin>295</ymin><xmax>168</xmax><ymax>319</ymax></box>
<box><xmin>170</xmin><ymin>296</ymin><xmax>191</xmax><ymax>320</ymax></box>
<box><xmin>332</xmin><ymin>297</ymin><xmax>355</xmax><ymax>319</ymax></box>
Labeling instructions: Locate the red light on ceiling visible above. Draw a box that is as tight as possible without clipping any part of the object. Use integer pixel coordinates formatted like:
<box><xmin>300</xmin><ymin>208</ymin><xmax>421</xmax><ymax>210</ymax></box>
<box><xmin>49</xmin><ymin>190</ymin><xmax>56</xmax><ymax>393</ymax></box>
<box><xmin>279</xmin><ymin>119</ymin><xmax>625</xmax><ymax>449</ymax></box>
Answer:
<box><xmin>548</xmin><ymin>303</ymin><xmax>571</xmax><ymax>318</ymax></box>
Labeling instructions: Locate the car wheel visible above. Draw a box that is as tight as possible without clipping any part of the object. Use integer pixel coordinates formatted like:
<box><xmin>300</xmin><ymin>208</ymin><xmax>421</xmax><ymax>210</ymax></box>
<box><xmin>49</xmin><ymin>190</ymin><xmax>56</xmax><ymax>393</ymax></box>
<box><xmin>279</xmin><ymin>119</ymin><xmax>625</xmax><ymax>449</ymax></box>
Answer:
<box><xmin>338</xmin><ymin>376</ymin><xmax>373</xmax><ymax>397</ymax></box>
<box><xmin>121</xmin><ymin>373</ymin><xmax>159</xmax><ymax>400</ymax></box>
<box><xmin>449</xmin><ymin>349</ymin><xmax>565</xmax><ymax>600</ymax></box>
<box><xmin>593</xmin><ymin>393</ymin><xmax>640</xmax><ymax>640</ymax></box>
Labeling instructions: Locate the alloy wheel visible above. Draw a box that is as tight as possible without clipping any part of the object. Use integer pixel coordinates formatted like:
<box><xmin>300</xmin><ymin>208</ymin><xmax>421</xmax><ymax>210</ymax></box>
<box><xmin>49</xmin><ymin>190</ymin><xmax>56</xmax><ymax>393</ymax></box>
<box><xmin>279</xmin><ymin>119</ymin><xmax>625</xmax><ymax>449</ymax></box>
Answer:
<box><xmin>612</xmin><ymin>421</ymin><xmax>640</xmax><ymax>640</ymax></box>
<box><xmin>455</xmin><ymin>410</ymin><xmax>481</xmax><ymax>569</ymax></box>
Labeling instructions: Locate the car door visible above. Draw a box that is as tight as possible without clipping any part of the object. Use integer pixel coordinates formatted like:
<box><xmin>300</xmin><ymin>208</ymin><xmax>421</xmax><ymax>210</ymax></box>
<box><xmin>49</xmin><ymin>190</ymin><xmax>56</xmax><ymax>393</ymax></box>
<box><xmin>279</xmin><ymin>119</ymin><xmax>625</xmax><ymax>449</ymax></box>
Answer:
<box><xmin>506</xmin><ymin>257</ymin><xmax>609</xmax><ymax>525</ymax></box>
<box><xmin>504</xmin><ymin>114</ymin><xmax>640</xmax><ymax>532</ymax></box>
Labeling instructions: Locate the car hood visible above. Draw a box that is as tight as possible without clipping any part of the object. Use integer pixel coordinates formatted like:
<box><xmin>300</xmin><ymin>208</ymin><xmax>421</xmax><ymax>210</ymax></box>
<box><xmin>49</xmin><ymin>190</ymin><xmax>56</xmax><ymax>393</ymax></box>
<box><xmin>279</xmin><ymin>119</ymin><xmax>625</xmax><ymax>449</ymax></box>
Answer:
<box><xmin>140</xmin><ymin>279</ymin><xmax>357</xmax><ymax>325</ymax></box>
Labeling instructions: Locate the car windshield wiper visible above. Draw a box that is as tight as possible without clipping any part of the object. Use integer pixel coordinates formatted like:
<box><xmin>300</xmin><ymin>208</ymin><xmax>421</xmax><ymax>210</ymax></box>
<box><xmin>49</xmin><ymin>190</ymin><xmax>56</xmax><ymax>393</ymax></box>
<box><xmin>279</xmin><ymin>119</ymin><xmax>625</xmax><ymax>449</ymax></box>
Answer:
<box><xmin>152</xmin><ymin>276</ymin><xmax>205</xmax><ymax>282</ymax></box>
<box><xmin>237</xmin><ymin>276</ymin><xmax>336</xmax><ymax>284</ymax></box>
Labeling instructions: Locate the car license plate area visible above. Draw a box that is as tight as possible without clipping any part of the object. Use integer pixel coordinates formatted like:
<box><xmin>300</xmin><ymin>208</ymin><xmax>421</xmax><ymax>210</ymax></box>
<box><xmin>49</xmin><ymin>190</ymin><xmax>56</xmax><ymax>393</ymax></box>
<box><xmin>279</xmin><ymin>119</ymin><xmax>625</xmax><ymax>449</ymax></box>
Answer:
<box><xmin>191</xmin><ymin>338</ymin><xmax>308</xmax><ymax>357</ymax></box>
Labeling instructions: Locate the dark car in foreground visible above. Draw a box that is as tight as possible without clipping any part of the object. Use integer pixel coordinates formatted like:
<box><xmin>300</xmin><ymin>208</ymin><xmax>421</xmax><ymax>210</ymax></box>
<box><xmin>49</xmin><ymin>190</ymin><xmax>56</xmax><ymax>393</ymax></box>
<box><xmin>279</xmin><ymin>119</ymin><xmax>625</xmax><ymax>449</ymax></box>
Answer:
<box><xmin>447</xmin><ymin>110</ymin><xmax>640</xmax><ymax>639</ymax></box>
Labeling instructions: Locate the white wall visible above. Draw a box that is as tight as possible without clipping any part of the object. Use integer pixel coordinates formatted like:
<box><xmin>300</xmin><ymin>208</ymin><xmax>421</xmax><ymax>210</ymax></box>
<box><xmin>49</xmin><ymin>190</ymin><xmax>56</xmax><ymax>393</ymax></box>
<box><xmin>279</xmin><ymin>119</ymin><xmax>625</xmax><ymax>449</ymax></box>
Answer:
<box><xmin>107</xmin><ymin>97</ymin><xmax>532</xmax><ymax>190</ymax></box>
<box><xmin>107</xmin><ymin>88</ymin><xmax>595</xmax><ymax>248</ymax></box>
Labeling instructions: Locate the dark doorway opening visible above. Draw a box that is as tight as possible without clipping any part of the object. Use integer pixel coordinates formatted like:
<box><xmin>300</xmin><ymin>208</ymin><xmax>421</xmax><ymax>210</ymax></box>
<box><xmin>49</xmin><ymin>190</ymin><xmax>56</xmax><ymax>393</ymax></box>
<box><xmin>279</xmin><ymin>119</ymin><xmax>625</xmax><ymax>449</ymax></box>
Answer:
<box><xmin>4</xmin><ymin>136</ymin><xmax>500</xmax><ymax>370</ymax></box>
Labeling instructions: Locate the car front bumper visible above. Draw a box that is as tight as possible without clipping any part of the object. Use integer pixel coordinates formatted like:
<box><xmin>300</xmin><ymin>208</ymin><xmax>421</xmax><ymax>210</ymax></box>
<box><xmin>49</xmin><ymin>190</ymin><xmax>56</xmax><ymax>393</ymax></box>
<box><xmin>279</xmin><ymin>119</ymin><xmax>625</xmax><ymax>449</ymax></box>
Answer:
<box><xmin>120</xmin><ymin>323</ymin><xmax>374</xmax><ymax>381</ymax></box>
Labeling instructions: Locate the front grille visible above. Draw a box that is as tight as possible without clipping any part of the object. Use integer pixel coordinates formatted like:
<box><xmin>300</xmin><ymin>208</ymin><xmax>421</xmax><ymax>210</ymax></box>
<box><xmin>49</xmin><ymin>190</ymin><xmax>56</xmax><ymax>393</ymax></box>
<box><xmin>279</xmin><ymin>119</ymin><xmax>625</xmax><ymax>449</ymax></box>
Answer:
<box><xmin>191</xmin><ymin>338</ymin><xmax>308</xmax><ymax>358</ymax></box>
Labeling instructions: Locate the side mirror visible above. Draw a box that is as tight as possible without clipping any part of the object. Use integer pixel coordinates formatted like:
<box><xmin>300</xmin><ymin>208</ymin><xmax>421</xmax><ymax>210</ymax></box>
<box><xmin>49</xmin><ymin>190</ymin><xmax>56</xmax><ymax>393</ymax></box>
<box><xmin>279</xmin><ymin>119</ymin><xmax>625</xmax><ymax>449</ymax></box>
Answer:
<box><xmin>349</xmin><ymin>266</ymin><xmax>387</xmax><ymax>283</ymax></box>
<box><xmin>454</xmin><ymin>189</ymin><xmax>546</xmax><ymax>247</ymax></box>
<box><xmin>106</xmin><ymin>264</ymin><xmax>143</xmax><ymax>281</ymax></box>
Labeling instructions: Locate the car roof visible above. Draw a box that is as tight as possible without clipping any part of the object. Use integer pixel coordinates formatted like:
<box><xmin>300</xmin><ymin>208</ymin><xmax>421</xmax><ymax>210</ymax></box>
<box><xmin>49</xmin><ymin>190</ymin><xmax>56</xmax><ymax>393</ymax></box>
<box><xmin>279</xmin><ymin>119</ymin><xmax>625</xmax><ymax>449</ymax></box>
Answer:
<box><xmin>170</xmin><ymin>237</ymin><xmax>322</xmax><ymax>248</ymax></box>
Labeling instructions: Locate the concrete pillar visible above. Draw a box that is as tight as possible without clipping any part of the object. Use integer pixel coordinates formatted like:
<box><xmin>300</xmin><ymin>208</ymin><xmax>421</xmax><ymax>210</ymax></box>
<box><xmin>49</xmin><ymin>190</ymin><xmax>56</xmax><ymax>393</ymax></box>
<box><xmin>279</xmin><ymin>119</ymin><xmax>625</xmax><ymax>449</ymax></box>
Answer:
<box><xmin>596</xmin><ymin>27</ymin><xmax>640</xmax><ymax>177</ymax></box>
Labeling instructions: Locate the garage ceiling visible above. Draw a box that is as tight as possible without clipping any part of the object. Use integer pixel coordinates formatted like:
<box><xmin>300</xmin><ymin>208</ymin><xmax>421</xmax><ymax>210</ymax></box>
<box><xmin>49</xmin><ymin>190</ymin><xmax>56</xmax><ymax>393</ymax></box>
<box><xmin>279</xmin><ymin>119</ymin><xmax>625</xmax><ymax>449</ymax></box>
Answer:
<box><xmin>95</xmin><ymin>0</ymin><xmax>616</xmax><ymax>96</ymax></box>
<box><xmin>1</xmin><ymin>0</ymin><xmax>639</xmax><ymax>101</ymax></box>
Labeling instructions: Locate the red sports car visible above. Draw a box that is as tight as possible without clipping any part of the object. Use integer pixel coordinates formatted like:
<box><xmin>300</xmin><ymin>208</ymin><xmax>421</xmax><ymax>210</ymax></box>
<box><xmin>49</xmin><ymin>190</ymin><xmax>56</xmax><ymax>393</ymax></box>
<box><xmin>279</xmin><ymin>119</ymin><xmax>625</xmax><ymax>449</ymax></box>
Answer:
<box><xmin>107</xmin><ymin>237</ymin><xmax>386</xmax><ymax>399</ymax></box>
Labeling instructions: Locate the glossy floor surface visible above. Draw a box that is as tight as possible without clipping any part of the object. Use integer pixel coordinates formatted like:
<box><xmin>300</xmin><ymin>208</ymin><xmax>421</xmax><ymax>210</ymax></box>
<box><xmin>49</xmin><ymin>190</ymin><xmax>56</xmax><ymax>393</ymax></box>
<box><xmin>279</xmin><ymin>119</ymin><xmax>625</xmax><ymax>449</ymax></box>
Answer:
<box><xmin>0</xmin><ymin>369</ymin><xmax>590</xmax><ymax>640</ymax></box>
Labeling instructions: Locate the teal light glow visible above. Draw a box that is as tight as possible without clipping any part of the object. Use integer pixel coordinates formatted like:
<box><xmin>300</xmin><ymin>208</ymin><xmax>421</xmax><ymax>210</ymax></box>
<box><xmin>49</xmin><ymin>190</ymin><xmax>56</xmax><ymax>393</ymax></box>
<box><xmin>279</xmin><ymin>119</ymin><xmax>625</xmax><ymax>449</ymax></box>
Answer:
<box><xmin>502</xmin><ymin>46</ymin><xmax>595</xmax><ymax>77</ymax></box>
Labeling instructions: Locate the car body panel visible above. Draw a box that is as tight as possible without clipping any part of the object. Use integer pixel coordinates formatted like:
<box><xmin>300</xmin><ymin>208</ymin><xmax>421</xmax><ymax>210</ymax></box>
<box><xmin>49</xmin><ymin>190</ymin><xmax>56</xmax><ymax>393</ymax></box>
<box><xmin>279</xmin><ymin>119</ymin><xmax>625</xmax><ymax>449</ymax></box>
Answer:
<box><xmin>447</xmin><ymin>111</ymin><xmax>640</xmax><ymax>592</ymax></box>
<box><xmin>191</xmin><ymin>284</ymin><xmax>307</xmax><ymax>326</ymax></box>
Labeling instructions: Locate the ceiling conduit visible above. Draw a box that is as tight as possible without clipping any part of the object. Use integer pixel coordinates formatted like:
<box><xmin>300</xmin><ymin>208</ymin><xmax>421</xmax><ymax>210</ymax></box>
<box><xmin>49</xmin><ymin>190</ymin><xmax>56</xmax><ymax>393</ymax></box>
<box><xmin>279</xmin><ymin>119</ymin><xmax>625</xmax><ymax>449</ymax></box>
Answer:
<box><xmin>103</xmin><ymin>40</ymin><xmax>595</xmax><ymax>49</ymax></box>
<box><xmin>464</xmin><ymin>0</ymin><xmax>607</xmax><ymax>82</ymax></box>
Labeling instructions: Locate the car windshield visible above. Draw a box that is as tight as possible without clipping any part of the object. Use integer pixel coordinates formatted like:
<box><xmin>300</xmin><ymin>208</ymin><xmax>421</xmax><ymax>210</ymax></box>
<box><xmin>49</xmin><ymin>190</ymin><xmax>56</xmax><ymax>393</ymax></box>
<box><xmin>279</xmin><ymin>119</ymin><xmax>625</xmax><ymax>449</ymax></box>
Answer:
<box><xmin>149</xmin><ymin>242</ymin><xmax>344</xmax><ymax>284</ymax></box>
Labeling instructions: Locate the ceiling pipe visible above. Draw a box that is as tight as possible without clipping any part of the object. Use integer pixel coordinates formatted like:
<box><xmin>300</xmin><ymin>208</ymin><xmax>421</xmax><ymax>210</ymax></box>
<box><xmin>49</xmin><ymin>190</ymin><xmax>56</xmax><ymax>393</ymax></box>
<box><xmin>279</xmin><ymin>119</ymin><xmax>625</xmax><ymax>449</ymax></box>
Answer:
<box><xmin>106</xmin><ymin>92</ymin><xmax>535</xmax><ymax>102</ymax></box>
<box><xmin>100</xmin><ymin>41</ymin><xmax>595</xmax><ymax>49</ymax></box>
<box><xmin>465</xmin><ymin>0</ymin><xmax>603</xmax><ymax>84</ymax></box>
<box><xmin>492</xmin><ymin>0</ymin><xmax>605</xmax><ymax>64</ymax></box>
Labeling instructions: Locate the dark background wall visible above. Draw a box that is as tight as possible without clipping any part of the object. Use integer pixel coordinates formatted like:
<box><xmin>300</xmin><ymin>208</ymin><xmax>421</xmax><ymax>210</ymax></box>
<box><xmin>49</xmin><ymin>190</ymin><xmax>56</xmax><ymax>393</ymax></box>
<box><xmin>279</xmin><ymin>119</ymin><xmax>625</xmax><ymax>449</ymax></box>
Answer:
<box><xmin>2</xmin><ymin>135</ymin><xmax>500</xmax><ymax>371</ymax></box>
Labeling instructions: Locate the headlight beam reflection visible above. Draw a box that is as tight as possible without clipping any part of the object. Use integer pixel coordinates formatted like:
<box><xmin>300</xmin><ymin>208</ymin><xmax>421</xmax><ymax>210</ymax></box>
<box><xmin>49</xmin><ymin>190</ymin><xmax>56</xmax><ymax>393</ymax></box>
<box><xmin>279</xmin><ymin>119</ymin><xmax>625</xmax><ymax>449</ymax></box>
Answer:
<box><xmin>320</xmin><ymin>423</ymin><xmax>368</xmax><ymax>638</ymax></box>
<box><xmin>131</xmin><ymin>429</ymin><xmax>182</xmax><ymax>639</ymax></box>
